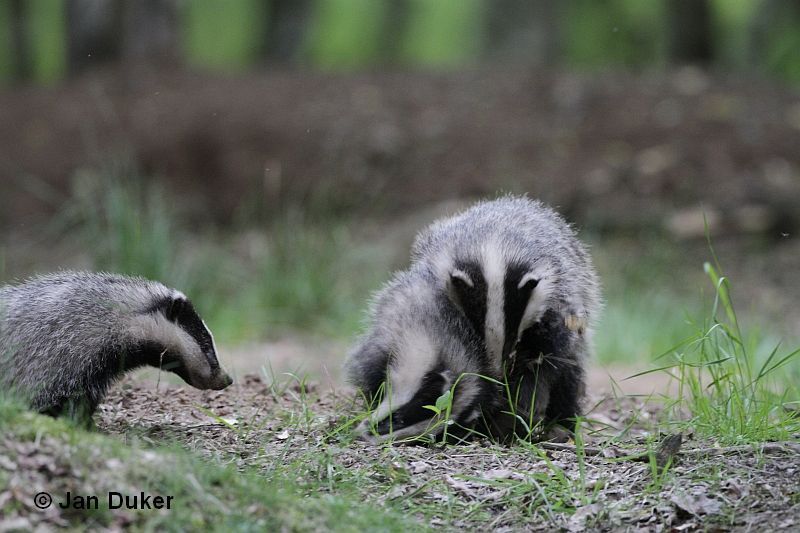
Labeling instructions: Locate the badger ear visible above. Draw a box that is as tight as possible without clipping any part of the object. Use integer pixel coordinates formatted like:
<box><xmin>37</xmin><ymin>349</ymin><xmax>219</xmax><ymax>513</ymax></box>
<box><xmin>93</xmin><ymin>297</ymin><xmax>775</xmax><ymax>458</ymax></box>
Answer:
<box><xmin>449</xmin><ymin>269</ymin><xmax>474</xmax><ymax>290</ymax></box>
<box><xmin>164</xmin><ymin>295</ymin><xmax>186</xmax><ymax>323</ymax></box>
<box><xmin>517</xmin><ymin>272</ymin><xmax>540</xmax><ymax>292</ymax></box>
<box><xmin>447</xmin><ymin>268</ymin><xmax>474</xmax><ymax>307</ymax></box>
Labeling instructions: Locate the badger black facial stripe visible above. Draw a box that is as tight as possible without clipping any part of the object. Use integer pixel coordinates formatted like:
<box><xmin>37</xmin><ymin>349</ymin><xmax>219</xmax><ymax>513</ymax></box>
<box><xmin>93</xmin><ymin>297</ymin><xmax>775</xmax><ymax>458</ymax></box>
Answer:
<box><xmin>375</xmin><ymin>365</ymin><xmax>449</xmax><ymax>436</ymax></box>
<box><xmin>503</xmin><ymin>264</ymin><xmax>536</xmax><ymax>362</ymax></box>
<box><xmin>447</xmin><ymin>261</ymin><xmax>486</xmax><ymax>339</ymax></box>
<box><xmin>151</xmin><ymin>296</ymin><xmax>219</xmax><ymax>369</ymax></box>
<box><xmin>516</xmin><ymin>309</ymin><xmax>571</xmax><ymax>366</ymax></box>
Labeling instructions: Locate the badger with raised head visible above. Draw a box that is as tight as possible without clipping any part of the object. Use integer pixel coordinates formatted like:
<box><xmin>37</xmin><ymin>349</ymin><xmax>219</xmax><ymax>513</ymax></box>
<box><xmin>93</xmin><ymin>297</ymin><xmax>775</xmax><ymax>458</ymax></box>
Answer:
<box><xmin>0</xmin><ymin>271</ymin><xmax>233</xmax><ymax>422</ymax></box>
<box><xmin>347</xmin><ymin>195</ymin><xmax>600</xmax><ymax>442</ymax></box>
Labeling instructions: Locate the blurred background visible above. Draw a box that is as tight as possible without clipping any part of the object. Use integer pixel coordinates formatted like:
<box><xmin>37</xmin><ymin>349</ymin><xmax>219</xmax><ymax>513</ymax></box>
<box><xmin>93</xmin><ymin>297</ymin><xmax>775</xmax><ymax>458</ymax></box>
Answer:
<box><xmin>1</xmin><ymin>0</ymin><xmax>799</xmax><ymax>387</ymax></box>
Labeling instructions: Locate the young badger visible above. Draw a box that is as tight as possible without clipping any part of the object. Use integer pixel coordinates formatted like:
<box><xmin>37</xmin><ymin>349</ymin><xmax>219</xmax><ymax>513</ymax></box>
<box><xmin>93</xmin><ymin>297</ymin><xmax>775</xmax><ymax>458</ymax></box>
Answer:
<box><xmin>346</xmin><ymin>265</ymin><xmax>496</xmax><ymax>443</ymax></box>
<box><xmin>0</xmin><ymin>271</ymin><xmax>232</xmax><ymax>420</ymax></box>
<box><xmin>347</xmin><ymin>196</ymin><xmax>600</xmax><ymax>442</ymax></box>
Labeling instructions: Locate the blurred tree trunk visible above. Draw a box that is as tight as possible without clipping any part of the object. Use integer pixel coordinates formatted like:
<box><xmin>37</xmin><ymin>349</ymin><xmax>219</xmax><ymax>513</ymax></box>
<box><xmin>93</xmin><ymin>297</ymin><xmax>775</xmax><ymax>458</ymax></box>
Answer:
<box><xmin>379</xmin><ymin>0</ymin><xmax>412</xmax><ymax>63</ymax></box>
<box><xmin>484</xmin><ymin>0</ymin><xmax>561</xmax><ymax>65</ymax></box>
<box><xmin>121</xmin><ymin>0</ymin><xmax>180</xmax><ymax>67</ymax></box>
<box><xmin>666</xmin><ymin>0</ymin><xmax>714</xmax><ymax>64</ymax></box>
<box><xmin>9</xmin><ymin>0</ymin><xmax>32</xmax><ymax>81</ymax></box>
<box><xmin>66</xmin><ymin>0</ymin><xmax>123</xmax><ymax>74</ymax></box>
<box><xmin>67</xmin><ymin>0</ymin><xmax>179</xmax><ymax>75</ymax></box>
<box><xmin>263</xmin><ymin>0</ymin><xmax>311</xmax><ymax>64</ymax></box>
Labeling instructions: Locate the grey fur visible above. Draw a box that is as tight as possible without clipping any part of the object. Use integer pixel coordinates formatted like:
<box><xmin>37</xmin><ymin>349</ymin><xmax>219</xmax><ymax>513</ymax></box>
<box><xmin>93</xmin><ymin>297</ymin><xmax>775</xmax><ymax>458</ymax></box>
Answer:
<box><xmin>346</xmin><ymin>265</ymin><xmax>496</xmax><ymax>442</ymax></box>
<box><xmin>412</xmin><ymin>195</ymin><xmax>601</xmax><ymax>437</ymax></box>
<box><xmin>0</xmin><ymin>271</ymin><xmax>232</xmax><ymax>421</ymax></box>
<box><xmin>348</xmin><ymin>195</ymin><xmax>601</xmax><ymax>442</ymax></box>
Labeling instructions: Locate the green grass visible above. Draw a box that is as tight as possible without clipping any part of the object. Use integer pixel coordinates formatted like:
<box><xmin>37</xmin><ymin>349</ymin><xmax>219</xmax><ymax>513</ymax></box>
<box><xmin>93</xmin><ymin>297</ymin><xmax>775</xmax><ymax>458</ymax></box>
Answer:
<box><xmin>637</xmin><ymin>261</ymin><xmax>800</xmax><ymax>444</ymax></box>
<box><xmin>0</xmin><ymin>398</ymin><xmax>416</xmax><ymax>531</ymax></box>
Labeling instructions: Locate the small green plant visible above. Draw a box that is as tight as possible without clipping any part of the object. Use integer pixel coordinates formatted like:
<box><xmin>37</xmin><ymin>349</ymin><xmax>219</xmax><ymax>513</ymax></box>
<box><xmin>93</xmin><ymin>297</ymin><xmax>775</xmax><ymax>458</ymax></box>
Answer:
<box><xmin>362</xmin><ymin>369</ymin><xmax>562</xmax><ymax>445</ymax></box>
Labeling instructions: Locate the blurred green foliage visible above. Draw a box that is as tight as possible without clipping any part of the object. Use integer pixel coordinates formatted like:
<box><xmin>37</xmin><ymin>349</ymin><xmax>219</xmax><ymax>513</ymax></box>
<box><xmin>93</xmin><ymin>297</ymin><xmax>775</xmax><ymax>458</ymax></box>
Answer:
<box><xmin>184</xmin><ymin>0</ymin><xmax>266</xmax><ymax>69</ymax></box>
<box><xmin>1</xmin><ymin>0</ymin><xmax>800</xmax><ymax>83</ymax></box>
<box><xmin>0</xmin><ymin>0</ymin><xmax>66</xmax><ymax>83</ymax></box>
<box><xmin>306</xmin><ymin>0</ymin><xmax>385</xmax><ymax>68</ymax></box>
<box><xmin>0</xmin><ymin>2</ymin><xmax>8</xmax><ymax>82</ymax></box>
<box><xmin>401</xmin><ymin>0</ymin><xmax>483</xmax><ymax>67</ymax></box>
<box><xmin>563</xmin><ymin>0</ymin><xmax>666</xmax><ymax>68</ymax></box>
<box><xmin>27</xmin><ymin>0</ymin><xmax>66</xmax><ymax>82</ymax></box>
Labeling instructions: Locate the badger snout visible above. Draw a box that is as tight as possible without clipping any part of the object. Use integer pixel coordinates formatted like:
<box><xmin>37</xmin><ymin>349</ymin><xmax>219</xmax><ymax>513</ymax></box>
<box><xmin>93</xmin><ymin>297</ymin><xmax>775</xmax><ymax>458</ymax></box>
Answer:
<box><xmin>211</xmin><ymin>370</ymin><xmax>234</xmax><ymax>390</ymax></box>
<box><xmin>191</xmin><ymin>367</ymin><xmax>233</xmax><ymax>390</ymax></box>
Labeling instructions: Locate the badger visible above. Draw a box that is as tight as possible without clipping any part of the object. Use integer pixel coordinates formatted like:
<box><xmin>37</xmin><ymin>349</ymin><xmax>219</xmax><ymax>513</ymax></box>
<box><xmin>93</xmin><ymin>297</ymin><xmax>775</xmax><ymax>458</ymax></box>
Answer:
<box><xmin>347</xmin><ymin>195</ymin><xmax>600</xmax><ymax>442</ymax></box>
<box><xmin>346</xmin><ymin>265</ymin><xmax>497</xmax><ymax>443</ymax></box>
<box><xmin>0</xmin><ymin>271</ymin><xmax>232</xmax><ymax>422</ymax></box>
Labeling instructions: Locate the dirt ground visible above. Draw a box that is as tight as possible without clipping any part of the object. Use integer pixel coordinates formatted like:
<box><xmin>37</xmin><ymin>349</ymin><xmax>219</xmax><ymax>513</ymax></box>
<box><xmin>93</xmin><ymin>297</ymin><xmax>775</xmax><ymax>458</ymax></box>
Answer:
<box><xmin>91</xmin><ymin>372</ymin><xmax>800</xmax><ymax>531</ymax></box>
<box><xmin>215</xmin><ymin>338</ymin><xmax>678</xmax><ymax>396</ymax></box>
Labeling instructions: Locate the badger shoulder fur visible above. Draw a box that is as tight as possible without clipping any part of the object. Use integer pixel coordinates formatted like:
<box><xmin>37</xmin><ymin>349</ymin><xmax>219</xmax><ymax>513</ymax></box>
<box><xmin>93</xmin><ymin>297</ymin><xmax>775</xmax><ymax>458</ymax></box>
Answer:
<box><xmin>345</xmin><ymin>265</ymin><xmax>498</xmax><ymax>443</ymax></box>
<box><xmin>348</xmin><ymin>195</ymin><xmax>600</xmax><ymax>443</ymax></box>
<box><xmin>0</xmin><ymin>271</ymin><xmax>232</xmax><ymax>421</ymax></box>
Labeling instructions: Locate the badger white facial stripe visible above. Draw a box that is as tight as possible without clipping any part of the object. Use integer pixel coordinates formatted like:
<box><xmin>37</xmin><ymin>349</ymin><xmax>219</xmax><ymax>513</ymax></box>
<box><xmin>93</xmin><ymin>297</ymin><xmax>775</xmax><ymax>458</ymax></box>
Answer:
<box><xmin>482</xmin><ymin>240</ymin><xmax>506</xmax><ymax>372</ymax></box>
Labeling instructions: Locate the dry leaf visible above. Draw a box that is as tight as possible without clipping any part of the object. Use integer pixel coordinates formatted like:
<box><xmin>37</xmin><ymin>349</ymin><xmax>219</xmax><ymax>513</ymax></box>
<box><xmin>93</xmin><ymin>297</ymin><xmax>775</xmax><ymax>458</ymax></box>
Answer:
<box><xmin>671</xmin><ymin>492</ymin><xmax>722</xmax><ymax>516</ymax></box>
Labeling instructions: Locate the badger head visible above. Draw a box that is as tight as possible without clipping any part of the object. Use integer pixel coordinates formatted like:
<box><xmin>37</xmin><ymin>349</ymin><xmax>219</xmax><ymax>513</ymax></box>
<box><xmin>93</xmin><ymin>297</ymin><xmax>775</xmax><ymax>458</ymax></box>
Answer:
<box><xmin>354</xmin><ymin>326</ymin><xmax>493</xmax><ymax>443</ymax></box>
<box><xmin>131</xmin><ymin>292</ymin><xmax>233</xmax><ymax>390</ymax></box>
<box><xmin>441</xmin><ymin>241</ymin><xmax>557</xmax><ymax>375</ymax></box>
